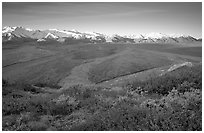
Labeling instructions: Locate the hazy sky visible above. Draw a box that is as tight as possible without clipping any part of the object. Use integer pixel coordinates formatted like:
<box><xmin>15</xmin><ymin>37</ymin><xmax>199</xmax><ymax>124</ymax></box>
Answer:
<box><xmin>2</xmin><ymin>2</ymin><xmax>202</xmax><ymax>38</ymax></box>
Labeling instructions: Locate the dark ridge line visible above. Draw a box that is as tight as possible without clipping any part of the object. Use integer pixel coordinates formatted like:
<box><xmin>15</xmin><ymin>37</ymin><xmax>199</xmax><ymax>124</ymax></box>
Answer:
<box><xmin>2</xmin><ymin>55</ymin><xmax>54</xmax><ymax>68</ymax></box>
<box><xmin>95</xmin><ymin>67</ymin><xmax>156</xmax><ymax>84</ymax></box>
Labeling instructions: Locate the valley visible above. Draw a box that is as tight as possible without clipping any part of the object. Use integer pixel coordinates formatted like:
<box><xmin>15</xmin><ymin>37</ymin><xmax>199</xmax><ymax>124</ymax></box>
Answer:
<box><xmin>2</xmin><ymin>41</ymin><xmax>202</xmax><ymax>88</ymax></box>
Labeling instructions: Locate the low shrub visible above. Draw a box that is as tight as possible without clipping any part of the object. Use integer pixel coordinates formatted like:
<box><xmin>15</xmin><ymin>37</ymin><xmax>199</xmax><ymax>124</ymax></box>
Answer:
<box><xmin>2</xmin><ymin>79</ymin><xmax>9</xmax><ymax>87</ymax></box>
<box><xmin>27</xmin><ymin>121</ymin><xmax>48</xmax><ymax>131</ymax></box>
<box><xmin>129</xmin><ymin>64</ymin><xmax>201</xmax><ymax>95</ymax></box>
<box><xmin>2</xmin><ymin>64</ymin><xmax>202</xmax><ymax>131</ymax></box>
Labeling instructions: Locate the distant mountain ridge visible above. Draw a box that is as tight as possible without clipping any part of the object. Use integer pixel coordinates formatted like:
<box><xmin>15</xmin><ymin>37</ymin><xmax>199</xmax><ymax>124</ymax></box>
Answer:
<box><xmin>2</xmin><ymin>26</ymin><xmax>202</xmax><ymax>44</ymax></box>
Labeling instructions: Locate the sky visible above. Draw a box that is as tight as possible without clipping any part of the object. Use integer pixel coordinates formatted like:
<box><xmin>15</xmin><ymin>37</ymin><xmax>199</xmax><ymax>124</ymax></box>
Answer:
<box><xmin>2</xmin><ymin>2</ymin><xmax>202</xmax><ymax>38</ymax></box>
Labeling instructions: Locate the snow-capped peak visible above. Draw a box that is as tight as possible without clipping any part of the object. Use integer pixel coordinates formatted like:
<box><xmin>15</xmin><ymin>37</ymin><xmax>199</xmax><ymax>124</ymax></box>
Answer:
<box><xmin>48</xmin><ymin>29</ymin><xmax>60</xmax><ymax>31</ymax></box>
<box><xmin>47</xmin><ymin>29</ymin><xmax>83</xmax><ymax>39</ymax></box>
<box><xmin>84</xmin><ymin>31</ymin><xmax>104</xmax><ymax>37</ymax></box>
<box><xmin>84</xmin><ymin>31</ymin><xmax>96</xmax><ymax>35</ymax></box>
<box><xmin>69</xmin><ymin>29</ymin><xmax>79</xmax><ymax>32</ymax></box>
<box><xmin>169</xmin><ymin>33</ymin><xmax>188</xmax><ymax>38</ymax></box>
<box><xmin>124</xmin><ymin>34</ymin><xmax>144</xmax><ymax>39</ymax></box>
<box><xmin>44</xmin><ymin>32</ymin><xmax>59</xmax><ymax>39</ymax></box>
<box><xmin>144</xmin><ymin>32</ymin><xmax>168</xmax><ymax>39</ymax></box>
<box><xmin>2</xmin><ymin>26</ymin><xmax>17</xmax><ymax>33</ymax></box>
<box><xmin>25</xmin><ymin>28</ymin><xmax>34</xmax><ymax>31</ymax></box>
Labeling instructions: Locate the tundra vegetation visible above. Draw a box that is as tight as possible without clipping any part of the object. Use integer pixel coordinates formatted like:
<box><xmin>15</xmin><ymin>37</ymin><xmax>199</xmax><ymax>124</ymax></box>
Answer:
<box><xmin>2</xmin><ymin>64</ymin><xmax>202</xmax><ymax>131</ymax></box>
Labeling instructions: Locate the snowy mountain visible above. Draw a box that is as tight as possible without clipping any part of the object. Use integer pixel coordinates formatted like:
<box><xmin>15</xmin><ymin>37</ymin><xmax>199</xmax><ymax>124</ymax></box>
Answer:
<box><xmin>145</xmin><ymin>32</ymin><xmax>168</xmax><ymax>39</ymax></box>
<box><xmin>2</xmin><ymin>26</ymin><xmax>17</xmax><ymax>33</ymax></box>
<box><xmin>2</xmin><ymin>26</ymin><xmax>201</xmax><ymax>44</ymax></box>
<box><xmin>44</xmin><ymin>33</ymin><xmax>59</xmax><ymax>39</ymax></box>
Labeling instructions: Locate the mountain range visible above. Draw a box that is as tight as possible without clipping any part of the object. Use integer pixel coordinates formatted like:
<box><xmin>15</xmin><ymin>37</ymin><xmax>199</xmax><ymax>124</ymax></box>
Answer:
<box><xmin>2</xmin><ymin>26</ymin><xmax>202</xmax><ymax>44</ymax></box>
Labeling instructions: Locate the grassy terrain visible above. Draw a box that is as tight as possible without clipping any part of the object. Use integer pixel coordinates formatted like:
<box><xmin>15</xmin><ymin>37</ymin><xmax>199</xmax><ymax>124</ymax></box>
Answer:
<box><xmin>163</xmin><ymin>47</ymin><xmax>202</xmax><ymax>57</ymax></box>
<box><xmin>3</xmin><ymin>42</ymin><xmax>201</xmax><ymax>86</ymax></box>
<box><xmin>133</xmin><ymin>43</ymin><xmax>202</xmax><ymax>57</ymax></box>
<box><xmin>88</xmin><ymin>49</ymin><xmax>173</xmax><ymax>83</ymax></box>
<box><xmin>2</xmin><ymin>43</ymin><xmax>126</xmax><ymax>84</ymax></box>
<box><xmin>2</xmin><ymin>64</ymin><xmax>202</xmax><ymax>131</ymax></box>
